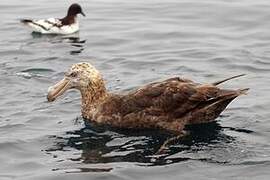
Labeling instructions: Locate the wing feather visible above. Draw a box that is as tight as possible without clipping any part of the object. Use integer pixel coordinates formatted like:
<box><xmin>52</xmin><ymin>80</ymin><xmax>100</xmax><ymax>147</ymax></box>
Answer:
<box><xmin>121</xmin><ymin>78</ymin><xmax>228</xmax><ymax>117</ymax></box>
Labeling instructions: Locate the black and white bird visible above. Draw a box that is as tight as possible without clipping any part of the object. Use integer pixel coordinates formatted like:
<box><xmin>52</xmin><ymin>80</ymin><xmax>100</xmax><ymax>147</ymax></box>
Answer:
<box><xmin>21</xmin><ymin>3</ymin><xmax>85</xmax><ymax>35</ymax></box>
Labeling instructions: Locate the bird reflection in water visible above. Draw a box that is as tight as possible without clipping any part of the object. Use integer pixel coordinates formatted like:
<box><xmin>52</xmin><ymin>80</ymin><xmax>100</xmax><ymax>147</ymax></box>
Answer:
<box><xmin>30</xmin><ymin>32</ymin><xmax>86</xmax><ymax>55</ymax></box>
<box><xmin>45</xmin><ymin>119</ymin><xmax>254</xmax><ymax>171</ymax></box>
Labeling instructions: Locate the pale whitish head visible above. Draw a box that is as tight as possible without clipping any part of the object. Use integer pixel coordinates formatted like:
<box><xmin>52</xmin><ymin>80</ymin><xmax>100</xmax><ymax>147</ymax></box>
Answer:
<box><xmin>47</xmin><ymin>62</ymin><xmax>102</xmax><ymax>102</ymax></box>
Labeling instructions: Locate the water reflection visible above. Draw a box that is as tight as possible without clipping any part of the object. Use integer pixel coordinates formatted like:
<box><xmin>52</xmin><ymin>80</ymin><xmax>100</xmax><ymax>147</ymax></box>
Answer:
<box><xmin>30</xmin><ymin>32</ymin><xmax>86</xmax><ymax>55</ymax></box>
<box><xmin>46</xmin><ymin>121</ymin><xmax>253</xmax><ymax>168</ymax></box>
<box><xmin>16</xmin><ymin>68</ymin><xmax>55</xmax><ymax>79</ymax></box>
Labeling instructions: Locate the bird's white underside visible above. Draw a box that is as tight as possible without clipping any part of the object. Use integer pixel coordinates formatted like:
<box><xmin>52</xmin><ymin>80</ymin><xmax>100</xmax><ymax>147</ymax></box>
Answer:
<box><xmin>25</xmin><ymin>17</ymin><xmax>79</xmax><ymax>35</ymax></box>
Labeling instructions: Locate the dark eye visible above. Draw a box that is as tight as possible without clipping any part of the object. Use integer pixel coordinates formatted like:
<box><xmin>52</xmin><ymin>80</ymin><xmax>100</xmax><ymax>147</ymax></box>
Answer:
<box><xmin>70</xmin><ymin>71</ymin><xmax>78</xmax><ymax>77</ymax></box>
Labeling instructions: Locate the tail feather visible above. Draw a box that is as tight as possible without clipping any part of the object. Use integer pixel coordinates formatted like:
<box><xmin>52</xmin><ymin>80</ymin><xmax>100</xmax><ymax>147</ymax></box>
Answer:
<box><xmin>20</xmin><ymin>19</ymin><xmax>33</xmax><ymax>24</ymax></box>
<box><xmin>20</xmin><ymin>19</ymin><xmax>49</xmax><ymax>32</ymax></box>
<box><xmin>217</xmin><ymin>88</ymin><xmax>249</xmax><ymax>100</ymax></box>
<box><xmin>212</xmin><ymin>74</ymin><xmax>246</xmax><ymax>86</ymax></box>
<box><xmin>237</xmin><ymin>88</ymin><xmax>249</xmax><ymax>95</ymax></box>
<box><xmin>188</xmin><ymin>88</ymin><xmax>249</xmax><ymax>125</ymax></box>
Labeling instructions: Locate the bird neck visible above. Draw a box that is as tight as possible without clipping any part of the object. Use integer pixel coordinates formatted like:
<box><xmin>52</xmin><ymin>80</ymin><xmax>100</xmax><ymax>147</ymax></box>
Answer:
<box><xmin>61</xmin><ymin>15</ymin><xmax>76</xmax><ymax>25</ymax></box>
<box><xmin>80</xmin><ymin>78</ymin><xmax>108</xmax><ymax>117</ymax></box>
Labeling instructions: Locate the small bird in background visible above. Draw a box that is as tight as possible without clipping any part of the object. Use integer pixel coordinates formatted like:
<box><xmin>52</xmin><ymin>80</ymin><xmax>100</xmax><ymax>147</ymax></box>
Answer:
<box><xmin>21</xmin><ymin>3</ymin><xmax>85</xmax><ymax>35</ymax></box>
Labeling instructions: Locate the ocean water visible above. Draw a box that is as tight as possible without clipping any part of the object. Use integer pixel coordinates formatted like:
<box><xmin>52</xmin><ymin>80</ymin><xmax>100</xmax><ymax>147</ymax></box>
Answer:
<box><xmin>0</xmin><ymin>0</ymin><xmax>270</xmax><ymax>179</ymax></box>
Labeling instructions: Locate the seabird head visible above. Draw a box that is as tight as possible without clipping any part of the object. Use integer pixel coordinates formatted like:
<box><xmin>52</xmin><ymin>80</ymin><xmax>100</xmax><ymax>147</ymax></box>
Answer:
<box><xmin>67</xmin><ymin>3</ymin><xmax>85</xmax><ymax>17</ymax></box>
<box><xmin>47</xmin><ymin>62</ymin><xmax>102</xmax><ymax>102</ymax></box>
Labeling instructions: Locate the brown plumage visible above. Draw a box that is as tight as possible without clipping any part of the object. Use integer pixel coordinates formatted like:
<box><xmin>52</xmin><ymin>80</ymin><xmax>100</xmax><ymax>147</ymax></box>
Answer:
<box><xmin>47</xmin><ymin>62</ymin><xmax>248</xmax><ymax>134</ymax></box>
<box><xmin>60</xmin><ymin>3</ymin><xmax>85</xmax><ymax>26</ymax></box>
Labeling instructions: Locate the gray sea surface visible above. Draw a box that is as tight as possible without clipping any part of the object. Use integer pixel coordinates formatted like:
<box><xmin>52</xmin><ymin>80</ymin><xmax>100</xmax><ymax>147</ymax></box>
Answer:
<box><xmin>0</xmin><ymin>0</ymin><xmax>270</xmax><ymax>179</ymax></box>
